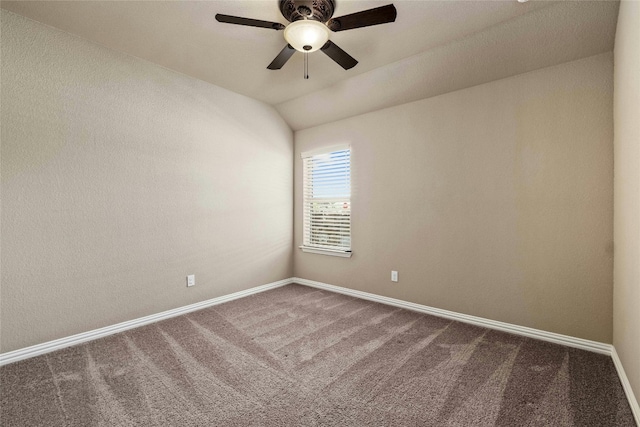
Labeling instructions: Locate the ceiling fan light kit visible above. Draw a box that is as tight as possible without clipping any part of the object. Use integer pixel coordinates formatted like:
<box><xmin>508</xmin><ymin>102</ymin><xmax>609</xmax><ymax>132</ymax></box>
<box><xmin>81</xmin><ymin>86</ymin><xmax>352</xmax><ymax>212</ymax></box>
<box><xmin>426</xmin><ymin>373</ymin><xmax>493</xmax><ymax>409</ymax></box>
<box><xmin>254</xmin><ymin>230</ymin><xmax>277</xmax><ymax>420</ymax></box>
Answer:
<box><xmin>215</xmin><ymin>0</ymin><xmax>397</xmax><ymax>77</ymax></box>
<box><xmin>284</xmin><ymin>20</ymin><xmax>330</xmax><ymax>52</ymax></box>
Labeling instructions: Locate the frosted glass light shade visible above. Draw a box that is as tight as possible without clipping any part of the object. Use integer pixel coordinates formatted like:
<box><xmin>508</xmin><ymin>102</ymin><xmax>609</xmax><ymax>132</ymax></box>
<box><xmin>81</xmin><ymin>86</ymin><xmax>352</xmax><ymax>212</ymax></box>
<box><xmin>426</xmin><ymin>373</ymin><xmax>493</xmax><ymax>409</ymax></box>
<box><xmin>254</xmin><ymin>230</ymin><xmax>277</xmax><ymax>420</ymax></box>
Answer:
<box><xmin>284</xmin><ymin>20</ymin><xmax>330</xmax><ymax>53</ymax></box>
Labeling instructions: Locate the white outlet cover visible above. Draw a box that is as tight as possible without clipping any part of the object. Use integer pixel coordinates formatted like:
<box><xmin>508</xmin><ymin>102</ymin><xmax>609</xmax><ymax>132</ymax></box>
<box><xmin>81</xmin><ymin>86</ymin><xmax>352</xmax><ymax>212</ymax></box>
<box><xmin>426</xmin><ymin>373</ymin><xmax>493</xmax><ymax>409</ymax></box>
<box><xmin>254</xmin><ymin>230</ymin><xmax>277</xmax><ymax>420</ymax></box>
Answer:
<box><xmin>187</xmin><ymin>275</ymin><xmax>195</xmax><ymax>287</ymax></box>
<box><xmin>391</xmin><ymin>271</ymin><xmax>398</xmax><ymax>282</ymax></box>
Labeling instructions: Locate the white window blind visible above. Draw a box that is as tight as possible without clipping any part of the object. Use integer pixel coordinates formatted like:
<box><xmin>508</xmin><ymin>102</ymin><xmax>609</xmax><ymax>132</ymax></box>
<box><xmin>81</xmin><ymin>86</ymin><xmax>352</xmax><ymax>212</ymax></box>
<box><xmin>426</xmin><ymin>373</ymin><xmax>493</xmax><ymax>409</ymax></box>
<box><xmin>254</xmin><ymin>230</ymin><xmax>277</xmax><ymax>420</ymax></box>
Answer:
<box><xmin>302</xmin><ymin>146</ymin><xmax>351</xmax><ymax>255</ymax></box>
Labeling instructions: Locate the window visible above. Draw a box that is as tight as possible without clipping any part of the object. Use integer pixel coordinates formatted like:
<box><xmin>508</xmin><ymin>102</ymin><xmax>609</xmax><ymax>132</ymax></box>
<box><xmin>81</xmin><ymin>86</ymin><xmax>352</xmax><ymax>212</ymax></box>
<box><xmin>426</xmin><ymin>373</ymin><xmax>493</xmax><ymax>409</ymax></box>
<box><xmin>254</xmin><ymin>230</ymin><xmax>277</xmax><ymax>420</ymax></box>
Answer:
<box><xmin>300</xmin><ymin>145</ymin><xmax>352</xmax><ymax>257</ymax></box>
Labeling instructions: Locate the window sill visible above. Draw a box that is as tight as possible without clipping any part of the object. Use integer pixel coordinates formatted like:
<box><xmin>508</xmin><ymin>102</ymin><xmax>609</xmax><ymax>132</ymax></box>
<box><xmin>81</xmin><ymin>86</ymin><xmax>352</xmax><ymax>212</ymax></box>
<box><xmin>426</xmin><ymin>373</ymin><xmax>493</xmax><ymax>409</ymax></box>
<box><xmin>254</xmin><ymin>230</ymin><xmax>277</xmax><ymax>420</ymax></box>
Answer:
<box><xmin>299</xmin><ymin>246</ymin><xmax>352</xmax><ymax>258</ymax></box>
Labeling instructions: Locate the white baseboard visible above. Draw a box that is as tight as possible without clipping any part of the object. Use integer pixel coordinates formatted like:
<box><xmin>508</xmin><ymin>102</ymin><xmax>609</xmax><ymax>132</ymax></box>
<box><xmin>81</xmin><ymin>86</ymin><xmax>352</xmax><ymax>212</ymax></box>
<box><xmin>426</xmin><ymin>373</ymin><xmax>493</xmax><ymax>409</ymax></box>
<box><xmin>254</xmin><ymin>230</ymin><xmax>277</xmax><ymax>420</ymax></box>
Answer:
<box><xmin>0</xmin><ymin>278</ymin><xmax>293</xmax><ymax>367</ymax></box>
<box><xmin>611</xmin><ymin>346</ymin><xmax>640</xmax><ymax>425</ymax></box>
<box><xmin>293</xmin><ymin>277</ymin><xmax>611</xmax><ymax>355</ymax></box>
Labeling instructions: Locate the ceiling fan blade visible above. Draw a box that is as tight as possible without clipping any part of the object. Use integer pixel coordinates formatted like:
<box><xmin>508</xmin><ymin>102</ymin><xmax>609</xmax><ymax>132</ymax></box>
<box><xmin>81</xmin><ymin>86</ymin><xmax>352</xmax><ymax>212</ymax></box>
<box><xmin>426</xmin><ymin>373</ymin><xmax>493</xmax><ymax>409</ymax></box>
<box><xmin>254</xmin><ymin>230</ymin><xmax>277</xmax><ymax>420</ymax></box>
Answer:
<box><xmin>326</xmin><ymin>4</ymin><xmax>397</xmax><ymax>32</ymax></box>
<box><xmin>320</xmin><ymin>41</ymin><xmax>358</xmax><ymax>70</ymax></box>
<box><xmin>215</xmin><ymin>14</ymin><xmax>285</xmax><ymax>30</ymax></box>
<box><xmin>267</xmin><ymin>44</ymin><xmax>296</xmax><ymax>70</ymax></box>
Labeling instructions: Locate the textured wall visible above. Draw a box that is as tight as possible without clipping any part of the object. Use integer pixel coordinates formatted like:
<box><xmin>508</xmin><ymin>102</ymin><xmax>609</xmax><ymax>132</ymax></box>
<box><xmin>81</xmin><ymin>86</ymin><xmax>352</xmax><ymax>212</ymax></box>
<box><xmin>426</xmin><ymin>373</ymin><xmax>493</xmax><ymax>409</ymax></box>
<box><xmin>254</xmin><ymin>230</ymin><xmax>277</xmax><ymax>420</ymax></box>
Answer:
<box><xmin>294</xmin><ymin>53</ymin><xmax>614</xmax><ymax>343</ymax></box>
<box><xmin>1</xmin><ymin>11</ymin><xmax>293</xmax><ymax>353</ymax></box>
<box><xmin>613</xmin><ymin>0</ymin><xmax>640</xmax><ymax>405</ymax></box>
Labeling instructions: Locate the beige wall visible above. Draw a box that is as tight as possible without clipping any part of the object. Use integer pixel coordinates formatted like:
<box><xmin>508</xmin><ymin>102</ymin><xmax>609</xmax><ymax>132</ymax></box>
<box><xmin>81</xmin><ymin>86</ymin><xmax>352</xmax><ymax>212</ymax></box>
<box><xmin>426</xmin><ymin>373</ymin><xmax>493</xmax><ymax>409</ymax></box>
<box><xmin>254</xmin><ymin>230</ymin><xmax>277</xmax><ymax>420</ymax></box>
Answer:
<box><xmin>614</xmin><ymin>0</ymin><xmax>640</xmax><ymax>405</ymax></box>
<box><xmin>0</xmin><ymin>11</ymin><xmax>293</xmax><ymax>353</ymax></box>
<box><xmin>294</xmin><ymin>53</ymin><xmax>614</xmax><ymax>343</ymax></box>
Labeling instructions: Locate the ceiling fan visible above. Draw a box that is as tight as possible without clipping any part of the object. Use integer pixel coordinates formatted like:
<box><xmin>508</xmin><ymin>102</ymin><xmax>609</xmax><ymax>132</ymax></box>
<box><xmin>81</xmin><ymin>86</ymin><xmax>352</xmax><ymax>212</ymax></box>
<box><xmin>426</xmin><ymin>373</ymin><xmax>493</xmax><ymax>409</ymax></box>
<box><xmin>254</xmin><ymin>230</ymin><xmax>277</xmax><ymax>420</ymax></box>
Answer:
<box><xmin>215</xmin><ymin>0</ymin><xmax>397</xmax><ymax>74</ymax></box>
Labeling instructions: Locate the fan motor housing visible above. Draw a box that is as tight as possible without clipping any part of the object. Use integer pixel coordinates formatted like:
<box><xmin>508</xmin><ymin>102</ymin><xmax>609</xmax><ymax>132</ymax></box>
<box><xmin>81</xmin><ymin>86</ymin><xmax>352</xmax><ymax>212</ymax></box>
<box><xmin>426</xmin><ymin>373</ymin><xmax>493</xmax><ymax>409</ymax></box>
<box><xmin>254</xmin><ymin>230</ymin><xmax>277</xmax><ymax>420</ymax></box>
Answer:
<box><xmin>279</xmin><ymin>0</ymin><xmax>336</xmax><ymax>23</ymax></box>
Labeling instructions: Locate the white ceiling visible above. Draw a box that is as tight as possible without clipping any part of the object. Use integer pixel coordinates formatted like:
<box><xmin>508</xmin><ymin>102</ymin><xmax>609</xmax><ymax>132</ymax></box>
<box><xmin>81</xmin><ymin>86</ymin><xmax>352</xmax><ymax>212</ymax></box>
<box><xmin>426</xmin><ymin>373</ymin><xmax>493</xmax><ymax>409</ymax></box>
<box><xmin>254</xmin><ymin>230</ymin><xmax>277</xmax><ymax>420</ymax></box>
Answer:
<box><xmin>1</xmin><ymin>0</ymin><xmax>619</xmax><ymax>130</ymax></box>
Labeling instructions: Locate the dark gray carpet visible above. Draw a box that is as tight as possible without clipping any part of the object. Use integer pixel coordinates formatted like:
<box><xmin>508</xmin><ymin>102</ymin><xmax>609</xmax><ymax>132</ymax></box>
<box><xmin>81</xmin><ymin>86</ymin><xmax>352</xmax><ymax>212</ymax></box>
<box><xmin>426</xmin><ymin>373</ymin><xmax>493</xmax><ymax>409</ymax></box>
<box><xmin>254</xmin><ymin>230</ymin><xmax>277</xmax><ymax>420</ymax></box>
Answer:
<box><xmin>1</xmin><ymin>284</ymin><xmax>636</xmax><ymax>426</ymax></box>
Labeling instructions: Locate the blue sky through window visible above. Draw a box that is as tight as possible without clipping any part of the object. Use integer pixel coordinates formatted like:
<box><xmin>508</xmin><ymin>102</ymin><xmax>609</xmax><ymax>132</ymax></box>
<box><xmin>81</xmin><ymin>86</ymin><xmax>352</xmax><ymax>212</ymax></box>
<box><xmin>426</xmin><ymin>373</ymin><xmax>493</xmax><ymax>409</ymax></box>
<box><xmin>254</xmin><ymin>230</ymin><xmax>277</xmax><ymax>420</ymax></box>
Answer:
<box><xmin>310</xmin><ymin>150</ymin><xmax>350</xmax><ymax>199</ymax></box>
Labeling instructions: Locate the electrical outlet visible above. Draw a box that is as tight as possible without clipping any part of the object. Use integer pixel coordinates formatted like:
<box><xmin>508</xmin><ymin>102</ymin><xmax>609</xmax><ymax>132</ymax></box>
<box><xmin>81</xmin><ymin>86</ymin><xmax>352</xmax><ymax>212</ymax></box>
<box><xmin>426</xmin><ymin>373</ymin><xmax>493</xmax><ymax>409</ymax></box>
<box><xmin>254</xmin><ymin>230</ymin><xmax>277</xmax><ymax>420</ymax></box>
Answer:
<box><xmin>391</xmin><ymin>271</ymin><xmax>398</xmax><ymax>282</ymax></box>
<box><xmin>187</xmin><ymin>274</ymin><xmax>195</xmax><ymax>287</ymax></box>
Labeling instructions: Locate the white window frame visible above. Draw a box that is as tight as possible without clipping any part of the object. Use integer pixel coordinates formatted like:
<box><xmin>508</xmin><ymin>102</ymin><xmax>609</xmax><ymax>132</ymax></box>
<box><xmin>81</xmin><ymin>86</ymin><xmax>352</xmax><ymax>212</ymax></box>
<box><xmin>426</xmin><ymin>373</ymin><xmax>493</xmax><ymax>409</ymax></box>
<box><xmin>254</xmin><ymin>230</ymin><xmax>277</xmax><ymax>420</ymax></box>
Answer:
<box><xmin>300</xmin><ymin>145</ymin><xmax>352</xmax><ymax>258</ymax></box>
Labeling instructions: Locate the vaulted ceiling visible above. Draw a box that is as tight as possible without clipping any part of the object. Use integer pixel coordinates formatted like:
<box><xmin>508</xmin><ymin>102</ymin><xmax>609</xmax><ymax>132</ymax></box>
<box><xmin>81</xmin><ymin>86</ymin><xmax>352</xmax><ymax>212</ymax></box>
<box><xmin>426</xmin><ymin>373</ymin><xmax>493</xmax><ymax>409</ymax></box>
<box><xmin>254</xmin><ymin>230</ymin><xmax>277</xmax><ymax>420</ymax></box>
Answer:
<box><xmin>1</xmin><ymin>0</ymin><xmax>619</xmax><ymax>130</ymax></box>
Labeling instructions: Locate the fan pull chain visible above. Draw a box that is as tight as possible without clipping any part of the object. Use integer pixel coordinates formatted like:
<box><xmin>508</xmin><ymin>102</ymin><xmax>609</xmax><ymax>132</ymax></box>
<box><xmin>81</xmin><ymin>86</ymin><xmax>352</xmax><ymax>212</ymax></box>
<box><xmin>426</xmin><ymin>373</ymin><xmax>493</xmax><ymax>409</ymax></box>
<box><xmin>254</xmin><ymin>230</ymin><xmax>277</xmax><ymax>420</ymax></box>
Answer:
<box><xmin>304</xmin><ymin>52</ymin><xmax>309</xmax><ymax>79</ymax></box>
